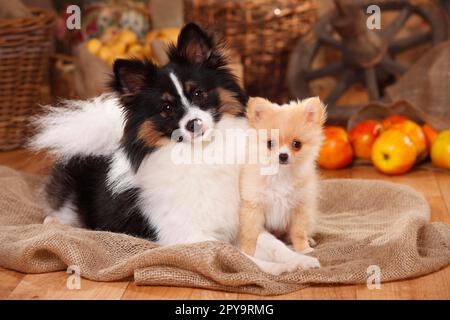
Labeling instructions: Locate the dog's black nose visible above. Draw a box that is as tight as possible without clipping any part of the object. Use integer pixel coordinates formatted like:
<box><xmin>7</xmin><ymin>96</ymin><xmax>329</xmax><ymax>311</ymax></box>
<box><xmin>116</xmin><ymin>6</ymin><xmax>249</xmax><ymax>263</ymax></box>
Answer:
<box><xmin>186</xmin><ymin>118</ymin><xmax>202</xmax><ymax>133</ymax></box>
<box><xmin>279</xmin><ymin>153</ymin><xmax>289</xmax><ymax>163</ymax></box>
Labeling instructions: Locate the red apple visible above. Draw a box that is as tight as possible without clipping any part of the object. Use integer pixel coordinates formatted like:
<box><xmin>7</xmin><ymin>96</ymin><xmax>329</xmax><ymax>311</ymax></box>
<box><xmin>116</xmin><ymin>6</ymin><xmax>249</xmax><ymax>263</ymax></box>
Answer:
<box><xmin>382</xmin><ymin>114</ymin><xmax>407</xmax><ymax>130</ymax></box>
<box><xmin>318</xmin><ymin>126</ymin><xmax>353</xmax><ymax>169</ymax></box>
<box><xmin>422</xmin><ymin>123</ymin><xmax>438</xmax><ymax>150</ymax></box>
<box><xmin>349</xmin><ymin>120</ymin><xmax>382</xmax><ymax>159</ymax></box>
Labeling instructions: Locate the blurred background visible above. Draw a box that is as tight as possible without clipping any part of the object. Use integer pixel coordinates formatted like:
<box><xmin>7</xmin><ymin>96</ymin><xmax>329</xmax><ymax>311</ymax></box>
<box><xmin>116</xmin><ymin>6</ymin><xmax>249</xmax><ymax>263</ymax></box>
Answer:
<box><xmin>0</xmin><ymin>0</ymin><xmax>449</xmax><ymax>173</ymax></box>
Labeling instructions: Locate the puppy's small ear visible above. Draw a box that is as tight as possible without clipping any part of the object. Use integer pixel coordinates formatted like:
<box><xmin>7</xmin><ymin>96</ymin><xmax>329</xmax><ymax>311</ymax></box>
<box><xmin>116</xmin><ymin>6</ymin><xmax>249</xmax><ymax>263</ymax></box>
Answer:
<box><xmin>112</xmin><ymin>59</ymin><xmax>155</xmax><ymax>95</ymax></box>
<box><xmin>303</xmin><ymin>97</ymin><xmax>327</xmax><ymax>124</ymax></box>
<box><xmin>247</xmin><ymin>97</ymin><xmax>271</xmax><ymax>122</ymax></box>
<box><xmin>177</xmin><ymin>23</ymin><xmax>213</xmax><ymax>64</ymax></box>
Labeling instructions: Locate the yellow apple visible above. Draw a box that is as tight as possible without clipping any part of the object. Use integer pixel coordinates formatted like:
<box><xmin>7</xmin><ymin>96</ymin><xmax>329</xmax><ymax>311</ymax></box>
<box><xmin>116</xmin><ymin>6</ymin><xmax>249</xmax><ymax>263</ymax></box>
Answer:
<box><xmin>390</xmin><ymin>120</ymin><xmax>427</xmax><ymax>161</ymax></box>
<box><xmin>98</xmin><ymin>46</ymin><xmax>113</xmax><ymax>62</ymax></box>
<box><xmin>118</xmin><ymin>30</ymin><xmax>138</xmax><ymax>46</ymax></box>
<box><xmin>371</xmin><ymin>129</ymin><xmax>417</xmax><ymax>175</ymax></box>
<box><xmin>109</xmin><ymin>41</ymin><xmax>127</xmax><ymax>55</ymax></box>
<box><xmin>86</xmin><ymin>38</ymin><xmax>102</xmax><ymax>55</ymax></box>
<box><xmin>127</xmin><ymin>44</ymin><xmax>145</xmax><ymax>60</ymax></box>
<box><xmin>431</xmin><ymin>130</ymin><xmax>450</xmax><ymax>169</ymax></box>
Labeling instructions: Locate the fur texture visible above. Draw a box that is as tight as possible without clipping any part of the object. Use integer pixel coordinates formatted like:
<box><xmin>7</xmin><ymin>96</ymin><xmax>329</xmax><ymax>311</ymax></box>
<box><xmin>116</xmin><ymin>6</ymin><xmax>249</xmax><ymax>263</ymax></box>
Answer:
<box><xmin>31</xmin><ymin>23</ymin><xmax>248</xmax><ymax>245</ymax></box>
<box><xmin>29</xmin><ymin>94</ymin><xmax>124</xmax><ymax>159</ymax></box>
<box><xmin>30</xmin><ymin>23</ymin><xmax>320</xmax><ymax>275</ymax></box>
<box><xmin>239</xmin><ymin>97</ymin><xmax>326</xmax><ymax>259</ymax></box>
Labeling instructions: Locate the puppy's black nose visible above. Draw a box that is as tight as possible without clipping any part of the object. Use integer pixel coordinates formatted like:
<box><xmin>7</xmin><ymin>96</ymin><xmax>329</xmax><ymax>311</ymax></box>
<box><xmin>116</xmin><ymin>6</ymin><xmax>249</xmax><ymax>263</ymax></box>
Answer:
<box><xmin>279</xmin><ymin>153</ymin><xmax>289</xmax><ymax>163</ymax></box>
<box><xmin>186</xmin><ymin>118</ymin><xmax>202</xmax><ymax>133</ymax></box>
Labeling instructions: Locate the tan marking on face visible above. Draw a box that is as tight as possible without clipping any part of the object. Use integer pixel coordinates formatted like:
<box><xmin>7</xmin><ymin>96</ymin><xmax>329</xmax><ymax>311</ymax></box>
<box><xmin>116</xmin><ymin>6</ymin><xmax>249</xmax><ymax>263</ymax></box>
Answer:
<box><xmin>218</xmin><ymin>88</ymin><xmax>243</xmax><ymax>116</ymax></box>
<box><xmin>138</xmin><ymin>121</ymin><xmax>170</xmax><ymax>147</ymax></box>
<box><xmin>162</xmin><ymin>92</ymin><xmax>175</xmax><ymax>102</ymax></box>
<box><xmin>186</xmin><ymin>80</ymin><xmax>208</xmax><ymax>101</ymax></box>
<box><xmin>185</xmin><ymin>81</ymin><xmax>197</xmax><ymax>93</ymax></box>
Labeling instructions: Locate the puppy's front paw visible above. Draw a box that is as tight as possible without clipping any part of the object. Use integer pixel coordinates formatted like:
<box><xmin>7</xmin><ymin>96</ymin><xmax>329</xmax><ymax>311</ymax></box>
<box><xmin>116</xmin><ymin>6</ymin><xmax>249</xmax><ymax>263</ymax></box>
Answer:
<box><xmin>301</xmin><ymin>246</ymin><xmax>314</xmax><ymax>254</ymax></box>
<box><xmin>292</xmin><ymin>239</ymin><xmax>311</xmax><ymax>253</ymax></box>
<box><xmin>290</xmin><ymin>254</ymin><xmax>321</xmax><ymax>270</ymax></box>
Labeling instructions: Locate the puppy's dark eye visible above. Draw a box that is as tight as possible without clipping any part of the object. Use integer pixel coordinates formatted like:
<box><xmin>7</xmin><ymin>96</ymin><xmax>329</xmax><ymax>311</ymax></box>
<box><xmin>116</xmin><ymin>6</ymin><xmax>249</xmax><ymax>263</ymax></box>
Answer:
<box><xmin>292</xmin><ymin>140</ymin><xmax>302</xmax><ymax>150</ymax></box>
<box><xmin>267</xmin><ymin>140</ymin><xmax>275</xmax><ymax>149</ymax></box>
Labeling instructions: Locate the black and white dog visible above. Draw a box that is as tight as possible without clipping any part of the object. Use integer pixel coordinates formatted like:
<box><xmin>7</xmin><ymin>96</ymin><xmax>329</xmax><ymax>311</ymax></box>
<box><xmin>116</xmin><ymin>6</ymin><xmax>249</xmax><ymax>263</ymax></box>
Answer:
<box><xmin>31</xmin><ymin>23</ymin><xmax>319</xmax><ymax>274</ymax></box>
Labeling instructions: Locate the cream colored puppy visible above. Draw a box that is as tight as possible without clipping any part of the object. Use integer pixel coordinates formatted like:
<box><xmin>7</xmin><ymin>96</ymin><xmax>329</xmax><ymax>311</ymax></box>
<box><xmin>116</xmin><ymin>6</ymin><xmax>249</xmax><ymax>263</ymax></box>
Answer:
<box><xmin>239</xmin><ymin>97</ymin><xmax>326</xmax><ymax>257</ymax></box>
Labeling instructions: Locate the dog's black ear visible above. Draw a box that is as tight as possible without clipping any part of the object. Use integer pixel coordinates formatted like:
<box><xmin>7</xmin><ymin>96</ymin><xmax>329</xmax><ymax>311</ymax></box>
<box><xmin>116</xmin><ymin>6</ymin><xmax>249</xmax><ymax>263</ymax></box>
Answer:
<box><xmin>176</xmin><ymin>23</ymin><xmax>213</xmax><ymax>64</ymax></box>
<box><xmin>112</xmin><ymin>59</ymin><xmax>156</xmax><ymax>95</ymax></box>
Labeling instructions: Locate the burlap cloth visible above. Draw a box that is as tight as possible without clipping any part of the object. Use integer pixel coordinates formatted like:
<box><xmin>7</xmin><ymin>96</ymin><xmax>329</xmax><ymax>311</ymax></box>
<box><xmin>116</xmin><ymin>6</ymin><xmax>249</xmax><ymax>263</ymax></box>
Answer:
<box><xmin>0</xmin><ymin>165</ymin><xmax>449</xmax><ymax>295</ymax></box>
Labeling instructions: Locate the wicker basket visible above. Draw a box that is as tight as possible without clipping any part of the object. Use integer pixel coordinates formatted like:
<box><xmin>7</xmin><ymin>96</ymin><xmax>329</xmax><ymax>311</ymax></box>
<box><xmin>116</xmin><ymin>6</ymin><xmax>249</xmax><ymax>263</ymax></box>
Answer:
<box><xmin>184</xmin><ymin>0</ymin><xmax>317</xmax><ymax>102</ymax></box>
<box><xmin>0</xmin><ymin>8</ymin><xmax>55</xmax><ymax>150</ymax></box>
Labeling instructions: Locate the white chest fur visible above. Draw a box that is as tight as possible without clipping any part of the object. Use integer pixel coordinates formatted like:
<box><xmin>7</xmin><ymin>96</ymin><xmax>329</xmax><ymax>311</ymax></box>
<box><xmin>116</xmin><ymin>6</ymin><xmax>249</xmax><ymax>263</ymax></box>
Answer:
<box><xmin>134</xmin><ymin>116</ymin><xmax>248</xmax><ymax>246</ymax></box>
<box><xmin>263</xmin><ymin>168</ymin><xmax>300</xmax><ymax>233</ymax></box>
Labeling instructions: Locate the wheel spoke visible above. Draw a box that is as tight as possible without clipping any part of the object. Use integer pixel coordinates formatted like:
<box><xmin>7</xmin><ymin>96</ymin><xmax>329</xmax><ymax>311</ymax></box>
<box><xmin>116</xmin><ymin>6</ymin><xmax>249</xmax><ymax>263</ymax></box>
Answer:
<box><xmin>319</xmin><ymin>34</ymin><xmax>344</xmax><ymax>51</ymax></box>
<box><xmin>383</xmin><ymin>7</ymin><xmax>411</xmax><ymax>41</ymax></box>
<box><xmin>379</xmin><ymin>57</ymin><xmax>407</xmax><ymax>76</ymax></box>
<box><xmin>306</xmin><ymin>40</ymin><xmax>321</xmax><ymax>66</ymax></box>
<box><xmin>325</xmin><ymin>70</ymin><xmax>354</xmax><ymax>106</ymax></box>
<box><xmin>364</xmin><ymin>67</ymin><xmax>379</xmax><ymax>101</ymax></box>
<box><xmin>305</xmin><ymin>62</ymin><xmax>344</xmax><ymax>80</ymax></box>
<box><xmin>389</xmin><ymin>31</ymin><xmax>432</xmax><ymax>54</ymax></box>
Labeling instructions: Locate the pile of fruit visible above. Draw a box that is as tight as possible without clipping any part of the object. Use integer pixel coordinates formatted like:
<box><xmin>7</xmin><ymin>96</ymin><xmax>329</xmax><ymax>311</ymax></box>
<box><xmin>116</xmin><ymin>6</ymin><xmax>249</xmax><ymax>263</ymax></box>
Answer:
<box><xmin>318</xmin><ymin>115</ymin><xmax>450</xmax><ymax>174</ymax></box>
<box><xmin>86</xmin><ymin>28</ymin><xmax>180</xmax><ymax>66</ymax></box>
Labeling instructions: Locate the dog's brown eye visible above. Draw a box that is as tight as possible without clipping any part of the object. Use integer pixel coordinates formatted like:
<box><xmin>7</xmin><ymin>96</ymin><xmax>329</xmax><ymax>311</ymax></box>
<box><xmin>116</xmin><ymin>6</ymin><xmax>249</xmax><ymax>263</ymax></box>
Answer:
<box><xmin>161</xmin><ymin>103</ymin><xmax>174</xmax><ymax>116</ymax></box>
<box><xmin>267</xmin><ymin>140</ymin><xmax>275</xmax><ymax>149</ymax></box>
<box><xmin>292</xmin><ymin>140</ymin><xmax>302</xmax><ymax>150</ymax></box>
<box><xmin>193</xmin><ymin>89</ymin><xmax>204</xmax><ymax>98</ymax></box>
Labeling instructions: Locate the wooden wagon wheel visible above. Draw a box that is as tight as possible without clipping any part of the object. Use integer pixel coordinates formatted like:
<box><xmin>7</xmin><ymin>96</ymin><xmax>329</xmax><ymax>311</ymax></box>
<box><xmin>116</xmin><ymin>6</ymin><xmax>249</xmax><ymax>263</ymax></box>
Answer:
<box><xmin>287</xmin><ymin>0</ymin><xmax>448</xmax><ymax>123</ymax></box>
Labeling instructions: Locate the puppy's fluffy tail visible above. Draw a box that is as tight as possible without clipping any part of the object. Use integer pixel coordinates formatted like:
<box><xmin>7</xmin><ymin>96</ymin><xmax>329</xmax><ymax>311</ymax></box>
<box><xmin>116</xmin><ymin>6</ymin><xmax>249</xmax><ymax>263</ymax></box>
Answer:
<box><xmin>29</xmin><ymin>93</ymin><xmax>125</xmax><ymax>159</ymax></box>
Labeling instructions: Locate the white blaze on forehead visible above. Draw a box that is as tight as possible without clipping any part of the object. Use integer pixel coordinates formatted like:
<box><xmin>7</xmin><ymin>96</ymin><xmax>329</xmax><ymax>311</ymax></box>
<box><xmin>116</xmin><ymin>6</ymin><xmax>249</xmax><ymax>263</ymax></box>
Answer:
<box><xmin>168</xmin><ymin>71</ymin><xmax>215</xmax><ymax>141</ymax></box>
<box><xmin>169</xmin><ymin>72</ymin><xmax>190</xmax><ymax>109</ymax></box>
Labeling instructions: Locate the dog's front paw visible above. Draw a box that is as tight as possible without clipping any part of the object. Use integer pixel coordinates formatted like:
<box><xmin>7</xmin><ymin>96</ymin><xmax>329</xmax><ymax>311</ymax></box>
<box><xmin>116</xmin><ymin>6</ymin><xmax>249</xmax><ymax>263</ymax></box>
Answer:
<box><xmin>290</xmin><ymin>254</ymin><xmax>321</xmax><ymax>270</ymax></box>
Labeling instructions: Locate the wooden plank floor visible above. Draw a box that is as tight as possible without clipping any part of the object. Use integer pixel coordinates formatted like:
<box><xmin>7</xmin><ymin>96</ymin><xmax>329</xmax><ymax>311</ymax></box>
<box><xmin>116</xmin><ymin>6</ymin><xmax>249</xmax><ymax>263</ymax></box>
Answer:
<box><xmin>0</xmin><ymin>149</ymin><xmax>449</xmax><ymax>299</ymax></box>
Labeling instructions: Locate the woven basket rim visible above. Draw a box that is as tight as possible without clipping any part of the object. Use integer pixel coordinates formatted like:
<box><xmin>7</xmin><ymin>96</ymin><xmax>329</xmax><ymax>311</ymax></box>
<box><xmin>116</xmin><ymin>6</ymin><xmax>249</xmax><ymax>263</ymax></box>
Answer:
<box><xmin>84</xmin><ymin>1</ymin><xmax>149</xmax><ymax>16</ymax></box>
<box><xmin>0</xmin><ymin>8</ymin><xmax>55</xmax><ymax>25</ymax></box>
<box><xmin>185</xmin><ymin>0</ymin><xmax>317</xmax><ymax>11</ymax></box>
<box><xmin>186</xmin><ymin>1</ymin><xmax>317</xmax><ymax>26</ymax></box>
